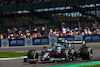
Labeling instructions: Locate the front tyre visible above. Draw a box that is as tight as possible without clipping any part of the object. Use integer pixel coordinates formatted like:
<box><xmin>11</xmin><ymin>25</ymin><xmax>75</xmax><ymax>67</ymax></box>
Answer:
<box><xmin>28</xmin><ymin>50</ymin><xmax>38</xmax><ymax>64</ymax></box>
<box><xmin>28</xmin><ymin>50</ymin><xmax>38</xmax><ymax>59</ymax></box>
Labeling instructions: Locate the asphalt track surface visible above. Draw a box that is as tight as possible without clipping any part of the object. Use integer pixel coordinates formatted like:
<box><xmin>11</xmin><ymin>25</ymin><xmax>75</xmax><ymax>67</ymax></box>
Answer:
<box><xmin>0</xmin><ymin>43</ymin><xmax>100</xmax><ymax>67</ymax></box>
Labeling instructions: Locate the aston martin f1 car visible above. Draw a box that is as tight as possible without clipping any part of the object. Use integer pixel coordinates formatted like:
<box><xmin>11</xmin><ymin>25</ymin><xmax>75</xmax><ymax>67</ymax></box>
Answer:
<box><xmin>24</xmin><ymin>40</ymin><xmax>93</xmax><ymax>64</ymax></box>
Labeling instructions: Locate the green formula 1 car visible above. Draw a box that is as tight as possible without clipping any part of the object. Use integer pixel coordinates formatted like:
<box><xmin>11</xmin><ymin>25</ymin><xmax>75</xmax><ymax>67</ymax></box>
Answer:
<box><xmin>23</xmin><ymin>40</ymin><xmax>93</xmax><ymax>64</ymax></box>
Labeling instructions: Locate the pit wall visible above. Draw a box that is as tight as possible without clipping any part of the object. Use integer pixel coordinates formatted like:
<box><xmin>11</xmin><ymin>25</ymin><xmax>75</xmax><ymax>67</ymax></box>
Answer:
<box><xmin>0</xmin><ymin>35</ymin><xmax>100</xmax><ymax>47</ymax></box>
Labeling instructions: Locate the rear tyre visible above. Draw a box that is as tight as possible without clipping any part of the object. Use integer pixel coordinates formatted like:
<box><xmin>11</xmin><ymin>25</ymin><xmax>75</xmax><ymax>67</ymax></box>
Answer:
<box><xmin>81</xmin><ymin>47</ymin><xmax>92</xmax><ymax>60</ymax></box>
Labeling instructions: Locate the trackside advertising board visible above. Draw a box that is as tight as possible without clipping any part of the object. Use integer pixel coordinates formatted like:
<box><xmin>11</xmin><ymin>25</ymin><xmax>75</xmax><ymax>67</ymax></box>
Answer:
<box><xmin>83</xmin><ymin>35</ymin><xmax>100</xmax><ymax>42</ymax></box>
<box><xmin>1</xmin><ymin>39</ymin><xmax>9</xmax><ymax>47</ymax></box>
<box><xmin>25</xmin><ymin>38</ymin><xmax>33</xmax><ymax>46</ymax></box>
<box><xmin>33</xmin><ymin>37</ymin><xmax>49</xmax><ymax>45</ymax></box>
<box><xmin>1</xmin><ymin>35</ymin><xmax>100</xmax><ymax>47</ymax></box>
<box><xmin>74</xmin><ymin>35</ymin><xmax>83</xmax><ymax>41</ymax></box>
<box><xmin>9</xmin><ymin>39</ymin><xmax>24</xmax><ymax>46</ymax></box>
<box><xmin>58</xmin><ymin>36</ymin><xmax>74</xmax><ymax>41</ymax></box>
<box><xmin>49</xmin><ymin>37</ymin><xmax>57</xmax><ymax>45</ymax></box>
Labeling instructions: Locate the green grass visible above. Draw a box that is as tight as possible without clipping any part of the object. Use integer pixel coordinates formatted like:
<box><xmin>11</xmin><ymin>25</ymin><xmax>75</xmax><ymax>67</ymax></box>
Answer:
<box><xmin>87</xmin><ymin>42</ymin><xmax>100</xmax><ymax>44</ymax></box>
<box><xmin>80</xmin><ymin>65</ymin><xmax>100</xmax><ymax>67</ymax></box>
<box><xmin>0</xmin><ymin>52</ymin><xmax>27</xmax><ymax>58</ymax></box>
<box><xmin>0</xmin><ymin>52</ymin><xmax>43</xmax><ymax>58</ymax></box>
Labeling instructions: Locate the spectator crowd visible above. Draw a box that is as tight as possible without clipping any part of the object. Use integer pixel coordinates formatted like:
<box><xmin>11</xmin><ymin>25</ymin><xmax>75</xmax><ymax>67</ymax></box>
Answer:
<box><xmin>0</xmin><ymin>0</ymin><xmax>53</xmax><ymax>6</ymax></box>
<box><xmin>0</xmin><ymin>24</ymin><xmax>100</xmax><ymax>39</ymax></box>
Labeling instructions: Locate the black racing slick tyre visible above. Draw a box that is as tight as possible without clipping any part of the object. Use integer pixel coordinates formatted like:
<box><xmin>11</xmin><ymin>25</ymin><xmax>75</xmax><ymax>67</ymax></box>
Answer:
<box><xmin>28</xmin><ymin>50</ymin><xmax>38</xmax><ymax>59</ymax></box>
<box><xmin>81</xmin><ymin>47</ymin><xmax>93</xmax><ymax>60</ymax></box>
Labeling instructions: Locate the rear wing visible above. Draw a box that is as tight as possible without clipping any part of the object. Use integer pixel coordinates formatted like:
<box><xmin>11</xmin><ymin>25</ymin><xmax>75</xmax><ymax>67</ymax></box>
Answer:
<box><xmin>65</xmin><ymin>40</ymin><xmax>86</xmax><ymax>46</ymax></box>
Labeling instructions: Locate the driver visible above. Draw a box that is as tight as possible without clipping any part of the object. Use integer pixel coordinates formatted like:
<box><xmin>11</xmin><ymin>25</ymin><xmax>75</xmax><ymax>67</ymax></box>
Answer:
<box><xmin>56</xmin><ymin>44</ymin><xmax>62</xmax><ymax>53</ymax></box>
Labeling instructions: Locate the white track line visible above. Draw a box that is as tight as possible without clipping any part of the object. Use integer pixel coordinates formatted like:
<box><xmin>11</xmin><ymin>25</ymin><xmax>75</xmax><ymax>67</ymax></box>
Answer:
<box><xmin>0</xmin><ymin>56</ymin><xmax>27</xmax><ymax>60</ymax></box>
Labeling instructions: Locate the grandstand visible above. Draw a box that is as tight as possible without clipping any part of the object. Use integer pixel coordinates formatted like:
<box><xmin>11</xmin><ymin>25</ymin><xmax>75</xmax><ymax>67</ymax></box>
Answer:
<box><xmin>0</xmin><ymin>0</ymin><xmax>100</xmax><ymax>39</ymax></box>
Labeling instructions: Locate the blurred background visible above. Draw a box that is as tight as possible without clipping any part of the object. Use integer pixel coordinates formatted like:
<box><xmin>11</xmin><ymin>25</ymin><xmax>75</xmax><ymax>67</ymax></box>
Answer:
<box><xmin>0</xmin><ymin>0</ymin><xmax>100</xmax><ymax>39</ymax></box>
